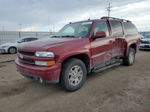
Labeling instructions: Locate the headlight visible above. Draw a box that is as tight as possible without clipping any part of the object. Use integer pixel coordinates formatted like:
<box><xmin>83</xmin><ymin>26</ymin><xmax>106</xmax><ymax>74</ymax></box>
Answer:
<box><xmin>35</xmin><ymin>61</ymin><xmax>55</xmax><ymax>66</ymax></box>
<box><xmin>35</xmin><ymin>52</ymin><xmax>55</xmax><ymax>58</ymax></box>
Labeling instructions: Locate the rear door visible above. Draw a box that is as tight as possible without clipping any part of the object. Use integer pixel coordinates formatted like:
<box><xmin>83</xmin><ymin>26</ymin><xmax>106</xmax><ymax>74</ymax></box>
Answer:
<box><xmin>90</xmin><ymin>20</ymin><xmax>113</xmax><ymax>67</ymax></box>
<box><xmin>109</xmin><ymin>20</ymin><xmax>125</xmax><ymax>57</ymax></box>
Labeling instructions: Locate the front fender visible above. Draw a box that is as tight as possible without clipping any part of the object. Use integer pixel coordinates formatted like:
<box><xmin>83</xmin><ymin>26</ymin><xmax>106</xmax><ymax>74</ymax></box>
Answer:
<box><xmin>57</xmin><ymin>50</ymin><xmax>91</xmax><ymax>63</ymax></box>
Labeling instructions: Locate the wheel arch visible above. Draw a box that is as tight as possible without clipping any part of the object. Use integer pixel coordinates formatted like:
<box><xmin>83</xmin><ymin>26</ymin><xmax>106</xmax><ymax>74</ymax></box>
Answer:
<box><xmin>130</xmin><ymin>44</ymin><xmax>137</xmax><ymax>52</ymax></box>
<box><xmin>125</xmin><ymin>43</ymin><xmax>137</xmax><ymax>56</ymax></box>
<box><xmin>60</xmin><ymin>53</ymin><xmax>91</xmax><ymax>73</ymax></box>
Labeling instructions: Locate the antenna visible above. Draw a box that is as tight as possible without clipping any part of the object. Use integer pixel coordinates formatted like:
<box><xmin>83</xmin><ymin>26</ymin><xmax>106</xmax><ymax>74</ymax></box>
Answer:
<box><xmin>106</xmin><ymin>2</ymin><xmax>112</xmax><ymax>17</ymax></box>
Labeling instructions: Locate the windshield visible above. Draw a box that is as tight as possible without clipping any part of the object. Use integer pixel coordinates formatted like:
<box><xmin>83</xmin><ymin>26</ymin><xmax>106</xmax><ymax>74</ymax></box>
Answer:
<box><xmin>53</xmin><ymin>22</ymin><xmax>92</xmax><ymax>38</ymax></box>
<box><xmin>145</xmin><ymin>35</ymin><xmax>150</xmax><ymax>39</ymax></box>
<box><xmin>17</xmin><ymin>39</ymin><xmax>24</xmax><ymax>43</ymax></box>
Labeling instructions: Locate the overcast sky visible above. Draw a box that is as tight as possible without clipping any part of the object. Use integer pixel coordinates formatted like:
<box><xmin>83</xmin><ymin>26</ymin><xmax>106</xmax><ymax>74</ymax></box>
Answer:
<box><xmin>0</xmin><ymin>0</ymin><xmax>149</xmax><ymax>32</ymax></box>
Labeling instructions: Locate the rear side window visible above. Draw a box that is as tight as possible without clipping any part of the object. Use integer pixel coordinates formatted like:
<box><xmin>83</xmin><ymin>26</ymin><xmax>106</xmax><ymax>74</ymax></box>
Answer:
<box><xmin>94</xmin><ymin>21</ymin><xmax>110</xmax><ymax>36</ymax></box>
<box><xmin>123</xmin><ymin>22</ymin><xmax>138</xmax><ymax>35</ymax></box>
<box><xmin>110</xmin><ymin>21</ymin><xmax>123</xmax><ymax>37</ymax></box>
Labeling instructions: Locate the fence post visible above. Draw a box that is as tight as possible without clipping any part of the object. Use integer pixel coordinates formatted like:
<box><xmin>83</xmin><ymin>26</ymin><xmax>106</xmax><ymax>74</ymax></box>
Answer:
<box><xmin>36</xmin><ymin>32</ymin><xmax>38</xmax><ymax>37</ymax></box>
<box><xmin>19</xmin><ymin>31</ymin><xmax>21</xmax><ymax>38</ymax></box>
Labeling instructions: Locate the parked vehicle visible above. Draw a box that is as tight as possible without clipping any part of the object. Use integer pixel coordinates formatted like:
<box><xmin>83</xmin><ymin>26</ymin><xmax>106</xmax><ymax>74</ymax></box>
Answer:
<box><xmin>139</xmin><ymin>34</ymin><xmax>144</xmax><ymax>39</ymax></box>
<box><xmin>15</xmin><ymin>17</ymin><xmax>140</xmax><ymax>91</ymax></box>
<box><xmin>0</xmin><ymin>37</ymin><xmax>38</xmax><ymax>54</ymax></box>
<box><xmin>140</xmin><ymin>35</ymin><xmax>150</xmax><ymax>50</ymax></box>
<box><xmin>39</xmin><ymin>35</ymin><xmax>54</xmax><ymax>40</ymax></box>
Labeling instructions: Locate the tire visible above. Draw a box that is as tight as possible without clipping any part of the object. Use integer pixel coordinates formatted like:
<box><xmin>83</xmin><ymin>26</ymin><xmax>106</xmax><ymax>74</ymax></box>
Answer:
<box><xmin>123</xmin><ymin>48</ymin><xmax>136</xmax><ymax>66</ymax></box>
<box><xmin>61</xmin><ymin>58</ymin><xmax>87</xmax><ymax>92</ymax></box>
<box><xmin>8</xmin><ymin>47</ymin><xmax>17</xmax><ymax>54</ymax></box>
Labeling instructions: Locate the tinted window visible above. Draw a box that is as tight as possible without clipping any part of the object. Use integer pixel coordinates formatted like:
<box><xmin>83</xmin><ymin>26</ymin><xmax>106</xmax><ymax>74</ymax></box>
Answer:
<box><xmin>110</xmin><ymin>21</ymin><xmax>123</xmax><ymax>37</ymax></box>
<box><xmin>24</xmin><ymin>38</ymin><xmax>38</xmax><ymax>42</ymax></box>
<box><xmin>29</xmin><ymin>38</ymin><xmax>38</xmax><ymax>41</ymax></box>
<box><xmin>94</xmin><ymin>21</ymin><xmax>110</xmax><ymax>36</ymax></box>
<box><xmin>123</xmin><ymin>22</ymin><xmax>138</xmax><ymax>35</ymax></box>
<box><xmin>145</xmin><ymin>35</ymin><xmax>150</xmax><ymax>39</ymax></box>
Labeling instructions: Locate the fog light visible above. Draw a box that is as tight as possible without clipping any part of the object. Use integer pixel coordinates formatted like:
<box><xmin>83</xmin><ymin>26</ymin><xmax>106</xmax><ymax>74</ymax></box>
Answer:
<box><xmin>35</xmin><ymin>61</ymin><xmax>55</xmax><ymax>66</ymax></box>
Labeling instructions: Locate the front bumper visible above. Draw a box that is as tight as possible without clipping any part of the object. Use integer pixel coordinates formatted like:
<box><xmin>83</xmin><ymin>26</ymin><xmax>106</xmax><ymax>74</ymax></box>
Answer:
<box><xmin>0</xmin><ymin>48</ymin><xmax>7</xmax><ymax>53</ymax></box>
<box><xmin>140</xmin><ymin>44</ymin><xmax>150</xmax><ymax>49</ymax></box>
<box><xmin>15</xmin><ymin>58</ymin><xmax>61</xmax><ymax>83</ymax></box>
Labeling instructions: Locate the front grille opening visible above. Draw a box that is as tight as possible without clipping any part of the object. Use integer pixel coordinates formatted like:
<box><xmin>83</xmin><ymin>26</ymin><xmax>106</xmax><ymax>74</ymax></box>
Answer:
<box><xmin>141</xmin><ymin>41</ymin><xmax>150</xmax><ymax>44</ymax></box>
<box><xmin>18</xmin><ymin>50</ymin><xmax>35</xmax><ymax>56</ymax></box>
<box><xmin>19</xmin><ymin>58</ymin><xmax>34</xmax><ymax>64</ymax></box>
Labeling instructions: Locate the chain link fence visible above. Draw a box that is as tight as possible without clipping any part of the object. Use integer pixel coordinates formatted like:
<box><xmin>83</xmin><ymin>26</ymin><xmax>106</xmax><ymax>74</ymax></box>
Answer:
<box><xmin>0</xmin><ymin>31</ymin><xmax>53</xmax><ymax>45</ymax></box>
<box><xmin>0</xmin><ymin>30</ymin><xmax>150</xmax><ymax>45</ymax></box>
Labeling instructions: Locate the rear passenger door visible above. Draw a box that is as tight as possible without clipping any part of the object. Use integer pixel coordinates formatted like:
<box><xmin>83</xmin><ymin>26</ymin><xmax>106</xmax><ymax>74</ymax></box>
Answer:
<box><xmin>109</xmin><ymin>21</ymin><xmax>125</xmax><ymax>57</ymax></box>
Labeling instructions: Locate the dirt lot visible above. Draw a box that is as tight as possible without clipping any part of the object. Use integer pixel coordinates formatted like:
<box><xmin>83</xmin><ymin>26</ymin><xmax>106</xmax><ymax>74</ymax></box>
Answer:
<box><xmin>0</xmin><ymin>54</ymin><xmax>16</xmax><ymax>63</ymax></box>
<box><xmin>0</xmin><ymin>51</ymin><xmax>150</xmax><ymax>112</ymax></box>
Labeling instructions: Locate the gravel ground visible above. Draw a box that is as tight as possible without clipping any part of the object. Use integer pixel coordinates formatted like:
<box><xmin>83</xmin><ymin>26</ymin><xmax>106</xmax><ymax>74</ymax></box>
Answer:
<box><xmin>0</xmin><ymin>51</ymin><xmax>150</xmax><ymax>112</ymax></box>
<box><xmin>0</xmin><ymin>54</ymin><xmax>16</xmax><ymax>63</ymax></box>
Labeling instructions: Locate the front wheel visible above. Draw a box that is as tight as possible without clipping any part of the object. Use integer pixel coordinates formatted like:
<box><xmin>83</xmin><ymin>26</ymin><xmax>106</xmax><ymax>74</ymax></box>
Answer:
<box><xmin>8</xmin><ymin>47</ymin><xmax>17</xmax><ymax>54</ymax></box>
<box><xmin>123</xmin><ymin>48</ymin><xmax>136</xmax><ymax>66</ymax></box>
<box><xmin>61</xmin><ymin>58</ymin><xmax>87</xmax><ymax>92</ymax></box>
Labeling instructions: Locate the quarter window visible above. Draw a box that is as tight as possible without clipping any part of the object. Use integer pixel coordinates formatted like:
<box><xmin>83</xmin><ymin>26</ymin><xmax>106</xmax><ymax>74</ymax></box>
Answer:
<box><xmin>123</xmin><ymin>22</ymin><xmax>138</xmax><ymax>35</ymax></box>
<box><xmin>110</xmin><ymin>21</ymin><xmax>123</xmax><ymax>37</ymax></box>
<box><xmin>94</xmin><ymin>21</ymin><xmax>110</xmax><ymax>36</ymax></box>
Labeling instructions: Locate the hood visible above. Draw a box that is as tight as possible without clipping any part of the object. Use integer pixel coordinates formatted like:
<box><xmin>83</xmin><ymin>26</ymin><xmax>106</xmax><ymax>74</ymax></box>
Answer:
<box><xmin>18</xmin><ymin>38</ymin><xmax>81</xmax><ymax>51</ymax></box>
<box><xmin>0</xmin><ymin>42</ymin><xmax>17</xmax><ymax>47</ymax></box>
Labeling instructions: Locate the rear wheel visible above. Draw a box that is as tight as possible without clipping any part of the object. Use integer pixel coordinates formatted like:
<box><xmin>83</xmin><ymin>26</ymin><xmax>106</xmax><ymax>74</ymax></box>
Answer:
<box><xmin>123</xmin><ymin>48</ymin><xmax>136</xmax><ymax>66</ymax></box>
<box><xmin>8</xmin><ymin>47</ymin><xmax>17</xmax><ymax>54</ymax></box>
<box><xmin>61</xmin><ymin>58</ymin><xmax>87</xmax><ymax>92</ymax></box>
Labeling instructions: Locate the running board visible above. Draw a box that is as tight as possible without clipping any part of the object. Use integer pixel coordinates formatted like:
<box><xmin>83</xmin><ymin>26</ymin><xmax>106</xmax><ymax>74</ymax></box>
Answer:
<box><xmin>92</xmin><ymin>59</ymin><xmax>122</xmax><ymax>73</ymax></box>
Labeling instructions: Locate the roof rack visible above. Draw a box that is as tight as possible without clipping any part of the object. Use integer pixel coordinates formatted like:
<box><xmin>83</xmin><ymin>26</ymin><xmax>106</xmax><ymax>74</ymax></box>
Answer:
<box><xmin>101</xmin><ymin>16</ymin><xmax>131</xmax><ymax>22</ymax></box>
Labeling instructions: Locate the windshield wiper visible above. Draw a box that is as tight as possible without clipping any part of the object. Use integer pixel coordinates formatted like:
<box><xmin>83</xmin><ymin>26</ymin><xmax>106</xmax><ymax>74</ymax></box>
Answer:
<box><xmin>52</xmin><ymin>35</ymin><xmax>75</xmax><ymax>38</ymax></box>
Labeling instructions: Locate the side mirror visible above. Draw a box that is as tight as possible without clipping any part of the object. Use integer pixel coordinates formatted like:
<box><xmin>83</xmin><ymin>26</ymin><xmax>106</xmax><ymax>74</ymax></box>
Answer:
<box><xmin>94</xmin><ymin>31</ymin><xmax>106</xmax><ymax>39</ymax></box>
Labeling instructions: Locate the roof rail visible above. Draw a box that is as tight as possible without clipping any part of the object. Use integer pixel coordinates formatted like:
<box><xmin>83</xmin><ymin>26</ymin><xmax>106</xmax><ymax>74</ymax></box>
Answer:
<box><xmin>101</xmin><ymin>16</ymin><xmax>131</xmax><ymax>22</ymax></box>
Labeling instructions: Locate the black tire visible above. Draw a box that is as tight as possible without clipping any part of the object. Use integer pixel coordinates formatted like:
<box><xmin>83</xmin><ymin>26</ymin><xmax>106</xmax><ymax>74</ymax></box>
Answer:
<box><xmin>8</xmin><ymin>47</ymin><xmax>17</xmax><ymax>54</ymax></box>
<box><xmin>123</xmin><ymin>48</ymin><xmax>136</xmax><ymax>66</ymax></box>
<box><xmin>61</xmin><ymin>58</ymin><xmax>87</xmax><ymax>92</ymax></box>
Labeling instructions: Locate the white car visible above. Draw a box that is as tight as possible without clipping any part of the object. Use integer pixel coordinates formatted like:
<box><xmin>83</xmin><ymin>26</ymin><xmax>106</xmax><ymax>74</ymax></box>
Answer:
<box><xmin>0</xmin><ymin>37</ymin><xmax>38</xmax><ymax>54</ymax></box>
<box><xmin>140</xmin><ymin>35</ymin><xmax>150</xmax><ymax>50</ymax></box>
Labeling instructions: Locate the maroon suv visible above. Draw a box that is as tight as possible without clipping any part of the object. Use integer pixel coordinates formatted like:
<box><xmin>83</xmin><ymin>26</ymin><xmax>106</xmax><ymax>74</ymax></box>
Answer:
<box><xmin>15</xmin><ymin>17</ymin><xmax>140</xmax><ymax>91</ymax></box>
